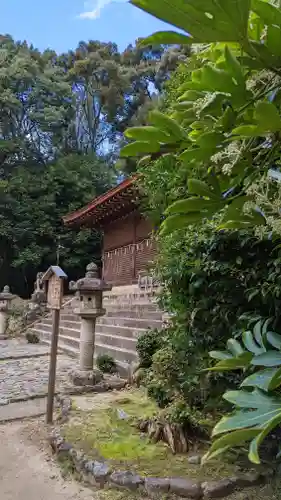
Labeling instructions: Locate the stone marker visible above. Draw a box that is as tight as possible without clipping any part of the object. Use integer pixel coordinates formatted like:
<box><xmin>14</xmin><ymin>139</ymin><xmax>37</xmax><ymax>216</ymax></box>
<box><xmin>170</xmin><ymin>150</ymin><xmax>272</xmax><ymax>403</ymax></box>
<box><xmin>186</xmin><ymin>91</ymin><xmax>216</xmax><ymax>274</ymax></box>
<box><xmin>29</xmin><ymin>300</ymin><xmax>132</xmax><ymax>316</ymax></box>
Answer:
<box><xmin>70</xmin><ymin>263</ymin><xmax>112</xmax><ymax>386</ymax></box>
<box><xmin>0</xmin><ymin>286</ymin><xmax>14</xmax><ymax>339</ymax></box>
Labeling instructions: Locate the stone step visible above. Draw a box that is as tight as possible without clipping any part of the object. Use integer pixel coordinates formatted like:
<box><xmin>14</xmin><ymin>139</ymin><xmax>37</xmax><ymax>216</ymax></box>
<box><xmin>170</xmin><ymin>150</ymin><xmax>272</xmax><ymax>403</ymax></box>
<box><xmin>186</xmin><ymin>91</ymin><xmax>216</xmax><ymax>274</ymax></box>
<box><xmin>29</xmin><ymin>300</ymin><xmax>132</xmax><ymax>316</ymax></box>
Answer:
<box><xmin>104</xmin><ymin>309</ymin><xmax>162</xmax><ymax>320</ymax></box>
<box><xmin>97</xmin><ymin>316</ymin><xmax>162</xmax><ymax>330</ymax></box>
<box><xmin>40</xmin><ymin>331</ymin><xmax>137</xmax><ymax>364</ymax></box>
<box><xmin>38</xmin><ymin>321</ymin><xmax>146</xmax><ymax>341</ymax></box>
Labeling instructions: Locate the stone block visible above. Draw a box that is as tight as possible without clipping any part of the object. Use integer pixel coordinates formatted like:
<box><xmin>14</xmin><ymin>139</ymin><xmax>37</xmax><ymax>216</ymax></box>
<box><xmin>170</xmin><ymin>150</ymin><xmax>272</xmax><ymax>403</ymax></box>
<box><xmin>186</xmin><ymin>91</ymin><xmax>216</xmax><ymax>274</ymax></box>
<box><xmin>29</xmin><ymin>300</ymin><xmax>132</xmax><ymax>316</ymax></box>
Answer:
<box><xmin>232</xmin><ymin>472</ymin><xmax>263</xmax><ymax>488</ymax></box>
<box><xmin>202</xmin><ymin>478</ymin><xmax>236</xmax><ymax>498</ymax></box>
<box><xmin>69</xmin><ymin>369</ymin><xmax>103</xmax><ymax>387</ymax></box>
<box><xmin>170</xmin><ymin>478</ymin><xmax>202</xmax><ymax>498</ymax></box>
<box><xmin>144</xmin><ymin>477</ymin><xmax>170</xmax><ymax>494</ymax></box>
<box><xmin>110</xmin><ymin>470</ymin><xmax>143</xmax><ymax>490</ymax></box>
<box><xmin>188</xmin><ymin>455</ymin><xmax>202</xmax><ymax>465</ymax></box>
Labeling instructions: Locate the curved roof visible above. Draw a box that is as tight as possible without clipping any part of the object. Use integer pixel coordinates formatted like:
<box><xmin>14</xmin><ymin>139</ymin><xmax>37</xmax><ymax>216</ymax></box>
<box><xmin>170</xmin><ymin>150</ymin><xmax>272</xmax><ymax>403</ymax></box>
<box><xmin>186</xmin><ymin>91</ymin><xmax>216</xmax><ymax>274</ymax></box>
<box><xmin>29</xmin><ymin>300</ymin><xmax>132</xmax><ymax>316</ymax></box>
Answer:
<box><xmin>63</xmin><ymin>176</ymin><xmax>139</xmax><ymax>227</ymax></box>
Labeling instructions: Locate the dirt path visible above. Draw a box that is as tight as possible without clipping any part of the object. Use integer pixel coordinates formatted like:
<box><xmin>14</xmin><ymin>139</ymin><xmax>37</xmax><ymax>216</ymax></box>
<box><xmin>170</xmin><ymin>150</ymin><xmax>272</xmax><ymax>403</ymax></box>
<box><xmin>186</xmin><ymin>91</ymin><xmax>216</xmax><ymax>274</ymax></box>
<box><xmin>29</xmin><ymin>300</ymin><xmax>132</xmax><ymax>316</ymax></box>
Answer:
<box><xmin>0</xmin><ymin>421</ymin><xmax>96</xmax><ymax>500</ymax></box>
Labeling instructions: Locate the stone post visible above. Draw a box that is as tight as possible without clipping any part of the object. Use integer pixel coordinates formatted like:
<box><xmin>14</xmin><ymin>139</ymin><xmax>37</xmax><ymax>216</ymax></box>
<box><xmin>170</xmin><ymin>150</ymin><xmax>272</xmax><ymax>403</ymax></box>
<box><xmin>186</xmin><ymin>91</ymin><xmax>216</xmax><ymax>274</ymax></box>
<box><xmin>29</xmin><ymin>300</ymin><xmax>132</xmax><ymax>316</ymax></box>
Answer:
<box><xmin>70</xmin><ymin>263</ymin><xmax>112</xmax><ymax>386</ymax></box>
<box><xmin>0</xmin><ymin>286</ymin><xmax>14</xmax><ymax>339</ymax></box>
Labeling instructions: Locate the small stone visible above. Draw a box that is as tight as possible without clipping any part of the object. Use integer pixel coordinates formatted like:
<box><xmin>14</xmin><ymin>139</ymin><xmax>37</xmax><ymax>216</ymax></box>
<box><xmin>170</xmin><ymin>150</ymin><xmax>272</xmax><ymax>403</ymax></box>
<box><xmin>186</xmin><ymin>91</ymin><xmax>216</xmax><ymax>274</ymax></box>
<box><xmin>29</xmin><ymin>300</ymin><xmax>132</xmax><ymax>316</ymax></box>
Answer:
<box><xmin>170</xmin><ymin>478</ymin><xmax>202</xmax><ymax>498</ymax></box>
<box><xmin>70</xmin><ymin>369</ymin><xmax>103</xmax><ymax>387</ymax></box>
<box><xmin>117</xmin><ymin>408</ymin><xmax>129</xmax><ymax>420</ymax></box>
<box><xmin>110</xmin><ymin>471</ymin><xmax>143</xmax><ymax>490</ymax></box>
<box><xmin>188</xmin><ymin>455</ymin><xmax>202</xmax><ymax>465</ymax></box>
<box><xmin>108</xmin><ymin>379</ymin><xmax>126</xmax><ymax>391</ymax></box>
<box><xmin>57</xmin><ymin>441</ymin><xmax>72</xmax><ymax>457</ymax></box>
<box><xmin>93</xmin><ymin>461</ymin><xmax>112</xmax><ymax>484</ymax></box>
<box><xmin>0</xmin><ymin>398</ymin><xmax>9</xmax><ymax>406</ymax></box>
<box><xmin>202</xmin><ymin>478</ymin><xmax>236</xmax><ymax>498</ymax></box>
<box><xmin>232</xmin><ymin>472</ymin><xmax>263</xmax><ymax>488</ymax></box>
<box><xmin>145</xmin><ymin>477</ymin><xmax>170</xmax><ymax>494</ymax></box>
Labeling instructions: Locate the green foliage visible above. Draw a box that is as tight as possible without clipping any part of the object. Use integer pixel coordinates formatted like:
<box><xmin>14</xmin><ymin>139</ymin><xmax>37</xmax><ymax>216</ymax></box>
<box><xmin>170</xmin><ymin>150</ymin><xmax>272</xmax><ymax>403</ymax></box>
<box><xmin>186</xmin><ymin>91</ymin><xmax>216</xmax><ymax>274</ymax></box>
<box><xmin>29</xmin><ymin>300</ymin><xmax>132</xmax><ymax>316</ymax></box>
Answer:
<box><xmin>96</xmin><ymin>354</ymin><xmax>117</xmax><ymax>374</ymax></box>
<box><xmin>0</xmin><ymin>153</ymin><xmax>112</xmax><ymax>296</ymax></box>
<box><xmin>205</xmin><ymin>320</ymin><xmax>281</xmax><ymax>464</ymax></box>
<box><xmin>136</xmin><ymin>329</ymin><xmax>162</xmax><ymax>368</ymax></box>
<box><xmin>121</xmin><ymin>0</ymin><xmax>281</xmax><ymax>234</ymax></box>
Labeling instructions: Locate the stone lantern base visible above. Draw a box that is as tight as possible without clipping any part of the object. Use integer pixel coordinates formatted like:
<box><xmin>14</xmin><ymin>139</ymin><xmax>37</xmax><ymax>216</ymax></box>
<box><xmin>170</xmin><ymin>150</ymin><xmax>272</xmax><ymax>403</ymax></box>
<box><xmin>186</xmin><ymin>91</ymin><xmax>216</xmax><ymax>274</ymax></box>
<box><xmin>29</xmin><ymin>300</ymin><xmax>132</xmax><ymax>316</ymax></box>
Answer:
<box><xmin>69</xmin><ymin>369</ymin><xmax>103</xmax><ymax>387</ymax></box>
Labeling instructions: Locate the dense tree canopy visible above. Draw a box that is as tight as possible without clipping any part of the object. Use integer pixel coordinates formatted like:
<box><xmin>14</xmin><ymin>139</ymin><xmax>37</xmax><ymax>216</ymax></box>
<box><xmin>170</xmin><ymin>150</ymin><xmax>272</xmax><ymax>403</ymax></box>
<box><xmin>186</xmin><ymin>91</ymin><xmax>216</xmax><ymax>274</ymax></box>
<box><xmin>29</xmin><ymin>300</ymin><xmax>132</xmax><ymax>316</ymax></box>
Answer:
<box><xmin>0</xmin><ymin>33</ymin><xmax>188</xmax><ymax>295</ymax></box>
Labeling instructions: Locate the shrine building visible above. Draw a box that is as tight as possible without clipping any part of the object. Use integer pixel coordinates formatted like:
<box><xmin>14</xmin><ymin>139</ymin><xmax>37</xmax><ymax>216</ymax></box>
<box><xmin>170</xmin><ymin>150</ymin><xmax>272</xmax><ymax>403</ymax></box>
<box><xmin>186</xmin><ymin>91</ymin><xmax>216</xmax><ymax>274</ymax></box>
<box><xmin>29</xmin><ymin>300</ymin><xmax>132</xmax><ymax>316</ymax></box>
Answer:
<box><xmin>63</xmin><ymin>176</ymin><xmax>157</xmax><ymax>287</ymax></box>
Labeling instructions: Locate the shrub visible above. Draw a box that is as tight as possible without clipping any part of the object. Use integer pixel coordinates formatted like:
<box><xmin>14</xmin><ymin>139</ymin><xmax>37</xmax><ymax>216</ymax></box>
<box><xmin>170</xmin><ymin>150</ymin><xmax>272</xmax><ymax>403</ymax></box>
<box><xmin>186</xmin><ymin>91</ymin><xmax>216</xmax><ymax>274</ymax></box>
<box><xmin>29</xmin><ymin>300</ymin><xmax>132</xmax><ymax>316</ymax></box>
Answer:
<box><xmin>26</xmin><ymin>332</ymin><xmax>40</xmax><ymax>344</ymax></box>
<box><xmin>205</xmin><ymin>319</ymin><xmax>281</xmax><ymax>464</ymax></box>
<box><xmin>136</xmin><ymin>328</ymin><xmax>162</xmax><ymax>368</ymax></box>
<box><xmin>96</xmin><ymin>354</ymin><xmax>117</xmax><ymax>374</ymax></box>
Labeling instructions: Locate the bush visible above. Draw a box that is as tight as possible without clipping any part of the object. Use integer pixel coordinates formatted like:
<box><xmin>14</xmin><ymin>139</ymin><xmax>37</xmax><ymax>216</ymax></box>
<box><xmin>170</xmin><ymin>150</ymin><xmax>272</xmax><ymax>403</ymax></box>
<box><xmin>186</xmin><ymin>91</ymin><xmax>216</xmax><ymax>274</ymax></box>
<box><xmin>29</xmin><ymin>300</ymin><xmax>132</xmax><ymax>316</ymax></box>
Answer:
<box><xmin>96</xmin><ymin>354</ymin><xmax>117</xmax><ymax>374</ymax></box>
<box><xmin>136</xmin><ymin>328</ymin><xmax>162</xmax><ymax>368</ymax></box>
<box><xmin>26</xmin><ymin>332</ymin><xmax>40</xmax><ymax>344</ymax></box>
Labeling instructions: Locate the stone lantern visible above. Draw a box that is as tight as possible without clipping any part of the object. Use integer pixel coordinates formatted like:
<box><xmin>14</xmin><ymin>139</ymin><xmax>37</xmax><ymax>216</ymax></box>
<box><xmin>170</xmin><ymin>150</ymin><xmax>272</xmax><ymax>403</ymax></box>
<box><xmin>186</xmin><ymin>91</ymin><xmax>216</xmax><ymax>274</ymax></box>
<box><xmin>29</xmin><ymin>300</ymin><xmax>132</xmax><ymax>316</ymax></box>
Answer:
<box><xmin>71</xmin><ymin>262</ymin><xmax>112</xmax><ymax>385</ymax></box>
<box><xmin>0</xmin><ymin>286</ymin><xmax>14</xmax><ymax>338</ymax></box>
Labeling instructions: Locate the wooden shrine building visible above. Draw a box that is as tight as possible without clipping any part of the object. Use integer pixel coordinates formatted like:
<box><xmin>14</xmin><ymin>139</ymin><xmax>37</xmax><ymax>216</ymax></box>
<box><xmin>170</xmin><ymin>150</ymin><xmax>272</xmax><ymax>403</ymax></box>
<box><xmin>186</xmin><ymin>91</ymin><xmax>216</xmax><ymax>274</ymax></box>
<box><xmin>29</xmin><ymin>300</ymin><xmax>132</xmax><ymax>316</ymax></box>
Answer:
<box><xmin>63</xmin><ymin>177</ymin><xmax>157</xmax><ymax>286</ymax></box>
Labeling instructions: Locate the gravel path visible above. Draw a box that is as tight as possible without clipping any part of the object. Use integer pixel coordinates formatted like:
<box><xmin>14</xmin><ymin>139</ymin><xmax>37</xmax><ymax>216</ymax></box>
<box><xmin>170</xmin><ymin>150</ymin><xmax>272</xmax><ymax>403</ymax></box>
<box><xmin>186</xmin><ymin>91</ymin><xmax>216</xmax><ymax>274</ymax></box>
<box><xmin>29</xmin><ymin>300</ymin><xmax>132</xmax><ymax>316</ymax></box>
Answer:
<box><xmin>0</xmin><ymin>341</ymin><xmax>78</xmax><ymax>405</ymax></box>
<box><xmin>0</xmin><ymin>421</ymin><xmax>97</xmax><ymax>500</ymax></box>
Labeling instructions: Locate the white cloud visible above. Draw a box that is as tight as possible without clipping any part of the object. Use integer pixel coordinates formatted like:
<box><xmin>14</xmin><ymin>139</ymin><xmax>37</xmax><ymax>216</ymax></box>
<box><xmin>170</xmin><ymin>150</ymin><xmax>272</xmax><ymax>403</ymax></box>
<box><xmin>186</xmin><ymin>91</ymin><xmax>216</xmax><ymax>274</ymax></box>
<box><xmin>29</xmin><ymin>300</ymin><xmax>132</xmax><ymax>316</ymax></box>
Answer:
<box><xmin>78</xmin><ymin>0</ymin><xmax>126</xmax><ymax>20</ymax></box>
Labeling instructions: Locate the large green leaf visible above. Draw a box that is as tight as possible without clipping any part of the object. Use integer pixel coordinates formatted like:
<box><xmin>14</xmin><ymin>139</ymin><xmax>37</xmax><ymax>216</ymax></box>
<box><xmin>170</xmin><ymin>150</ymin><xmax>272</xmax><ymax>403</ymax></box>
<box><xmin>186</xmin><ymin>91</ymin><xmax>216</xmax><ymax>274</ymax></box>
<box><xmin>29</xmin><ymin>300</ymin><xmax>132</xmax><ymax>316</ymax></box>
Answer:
<box><xmin>242</xmin><ymin>330</ymin><xmax>264</xmax><ymax>355</ymax></box>
<box><xmin>120</xmin><ymin>141</ymin><xmax>161</xmax><ymax>157</ymax></box>
<box><xmin>224</xmin><ymin>45</ymin><xmax>245</xmax><ymax>86</ymax></box>
<box><xmin>203</xmin><ymin>428</ymin><xmax>260</xmax><ymax>462</ymax></box>
<box><xmin>196</xmin><ymin>131</ymin><xmax>225</xmax><ymax>149</ymax></box>
<box><xmin>267</xmin><ymin>24</ymin><xmax>281</xmax><ymax>58</ymax></box>
<box><xmin>227</xmin><ymin>338</ymin><xmax>244</xmax><ymax>356</ymax></box>
<box><xmin>148</xmin><ymin>110</ymin><xmax>186</xmax><ymax>141</ymax></box>
<box><xmin>252</xmin><ymin>351</ymin><xmax>281</xmax><ymax>367</ymax></box>
<box><xmin>165</xmin><ymin>198</ymin><xmax>223</xmax><ymax>215</ymax></box>
<box><xmin>241</xmin><ymin>368</ymin><xmax>281</xmax><ymax>391</ymax></box>
<box><xmin>139</xmin><ymin>31</ymin><xmax>194</xmax><ymax>47</ymax></box>
<box><xmin>188</xmin><ymin>179</ymin><xmax>220</xmax><ymax>200</ymax></box>
<box><xmin>209</xmin><ymin>351</ymin><xmax>234</xmax><ymax>361</ymax></box>
<box><xmin>160</xmin><ymin>213</ymin><xmax>203</xmax><ymax>235</ymax></box>
<box><xmin>254</xmin><ymin>101</ymin><xmax>281</xmax><ymax>132</ymax></box>
<box><xmin>124</xmin><ymin>126</ymin><xmax>172</xmax><ymax>143</ymax></box>
<box><xmin>213</xmin><ymin>406</ymin><xmax>281</xmax><ymax>436</ymax></box>
<box><xmin>267</xmin><ymin>331</ymin><xmax>281</xmax><ymax>350</ymax></box>
<box><xmin>180</xmin><ymin>147</ymin><xmax>217</xmax><ymax>165</ymax></box>
<box><xmin>232</xmin><ymin>125</ymin><xmax>262</xmax><ymax>137</ymax></box>
<box><xmin>208</xmin><ymin>353</ymin><xmax>253</xmax><ymax>372</ymax></box>
<box><xmin>224</xmin><ymin>388</ymin><xmax>281</xmax><ymax>409</ymax></box>
<box><xmin>249</xmin><ymin>413</ymin><xmax>281</xmax><ymax>464</ymax></box>
<box><xmin>131</xmin><ymin>0</ymin><xmax>251</xmax><ymax>44</ymax></box>
<box><xmin>251</xmin><ymin>0</ymin><xmax>281</xmax><ymax>27</ymax></box>
<box><xmin>222</xmin><ymin>196</ymin><xmax>251</xmax><ymax>222</ymax></box>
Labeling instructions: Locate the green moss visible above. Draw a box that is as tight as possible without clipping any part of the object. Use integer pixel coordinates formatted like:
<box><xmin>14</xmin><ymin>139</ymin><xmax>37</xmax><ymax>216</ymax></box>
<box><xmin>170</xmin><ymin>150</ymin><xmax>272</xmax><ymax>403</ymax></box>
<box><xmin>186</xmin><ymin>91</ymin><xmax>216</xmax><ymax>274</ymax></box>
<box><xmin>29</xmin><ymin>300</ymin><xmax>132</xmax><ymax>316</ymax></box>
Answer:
<box><xmin>62</xmin><ymin>389</ymin><xmax>236</xmax><ymax>480</ymax></box>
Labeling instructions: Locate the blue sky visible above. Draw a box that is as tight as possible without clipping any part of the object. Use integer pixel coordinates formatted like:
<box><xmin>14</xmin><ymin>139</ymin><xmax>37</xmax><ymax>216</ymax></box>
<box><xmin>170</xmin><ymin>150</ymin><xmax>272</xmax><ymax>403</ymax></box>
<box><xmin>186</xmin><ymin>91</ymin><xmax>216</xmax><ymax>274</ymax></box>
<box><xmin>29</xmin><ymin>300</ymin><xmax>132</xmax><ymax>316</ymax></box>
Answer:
<box><xmin>0</xmin><ymin>0</ymin><xmax>170</xmax><ymax>53</ymax></box>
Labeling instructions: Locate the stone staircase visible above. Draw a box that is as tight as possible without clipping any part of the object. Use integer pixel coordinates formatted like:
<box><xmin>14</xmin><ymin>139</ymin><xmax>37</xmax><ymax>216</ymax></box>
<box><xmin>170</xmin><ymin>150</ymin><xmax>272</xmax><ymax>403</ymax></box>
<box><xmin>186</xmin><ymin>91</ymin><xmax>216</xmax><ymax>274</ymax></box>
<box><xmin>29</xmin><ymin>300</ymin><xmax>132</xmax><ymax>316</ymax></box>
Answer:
<box><xmin>27</xmin><ymin>286</ymin><xmax>163</xmax><ymax>374</ymax></box>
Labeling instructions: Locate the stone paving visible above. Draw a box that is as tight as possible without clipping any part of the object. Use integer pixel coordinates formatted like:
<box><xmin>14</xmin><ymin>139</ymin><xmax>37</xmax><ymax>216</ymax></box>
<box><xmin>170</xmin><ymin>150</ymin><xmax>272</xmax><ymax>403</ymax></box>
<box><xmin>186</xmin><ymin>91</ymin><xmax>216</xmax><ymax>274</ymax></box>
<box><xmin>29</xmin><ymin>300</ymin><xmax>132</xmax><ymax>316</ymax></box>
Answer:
<box><xmin>0</xmin><ymin>339</ymin><xmax>78</xmax><ymax>405</ymax></box>
<box><xmin>0</xmin><ymin>339</ymin><xmax>50</xmax><ymax>360</ymax></box>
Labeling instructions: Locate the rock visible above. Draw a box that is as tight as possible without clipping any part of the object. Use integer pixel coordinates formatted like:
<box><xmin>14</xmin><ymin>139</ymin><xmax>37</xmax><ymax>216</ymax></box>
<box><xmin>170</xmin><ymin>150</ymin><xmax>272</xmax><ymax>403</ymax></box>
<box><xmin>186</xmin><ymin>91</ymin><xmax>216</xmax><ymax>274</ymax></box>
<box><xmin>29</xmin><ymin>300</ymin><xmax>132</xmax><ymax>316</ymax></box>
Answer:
<box><xmin>232</xmin><ymin>472</ymin><xmax>263</xmax><ymax>488</ymax></box>
<box><xmin>133</xmin><ymin>368</ymin><xmax>147</xmax><ymax>386</ymax></box>
<box><xmin>110</xmin><ymin>471</ymin><xmax>143</xmax><ymax>490</ymax></box>
<box><xmin>170</xmin><ymin>478</ymin><xmax>202</xmax><ymax>498</ymax></box>
<box><xmin>117</xmin><ymin>408</ymin><xmax>129</xmax><ymax>420</ymax></box>
<box><xmin>107</xmin><ymin>379</ymin><xmax>126</xmax><ymax>391</ymax></box>
<box><xmin>57</xmin><ymin>441</ymin><xmax>72</xmax><ymax>457</ymax></box>
<box><xmin>202</xmin><ymin>478</ymin><xmax>236</xmax><ymax>498</ymax></box>
<box><xmin>145</xmin><ymin>477</ymin><xmax>170</xmax><ymax>494</ymax></box>
<box><xmin>93</xmin><ymin>461</ymin><xmax>112</xmax><ymax>484</ymax></box>
<box><xmin>188</xmin><ymin>455</ymin><xmax>202</xmax><ymax>465</ymax></box>
<box><xmin>70</xmin><ymin>369</ymin><xmax>103</xmax><ymax>387</ymax></box>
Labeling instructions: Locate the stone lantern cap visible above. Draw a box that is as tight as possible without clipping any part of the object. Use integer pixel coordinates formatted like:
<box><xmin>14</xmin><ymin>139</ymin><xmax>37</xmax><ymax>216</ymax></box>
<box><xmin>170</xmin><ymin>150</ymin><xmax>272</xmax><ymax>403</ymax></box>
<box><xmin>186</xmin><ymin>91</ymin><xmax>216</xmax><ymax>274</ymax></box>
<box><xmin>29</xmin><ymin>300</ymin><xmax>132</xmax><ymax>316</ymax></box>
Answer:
<box><xmin>0</xmin><ymin>285</ymin><xmax>14</xmax><ymax>301</ymax></box>
<box><xmin>76</xmin><ymin>263</ymin><xmax>112</xmax><ymax>293</ymax></box>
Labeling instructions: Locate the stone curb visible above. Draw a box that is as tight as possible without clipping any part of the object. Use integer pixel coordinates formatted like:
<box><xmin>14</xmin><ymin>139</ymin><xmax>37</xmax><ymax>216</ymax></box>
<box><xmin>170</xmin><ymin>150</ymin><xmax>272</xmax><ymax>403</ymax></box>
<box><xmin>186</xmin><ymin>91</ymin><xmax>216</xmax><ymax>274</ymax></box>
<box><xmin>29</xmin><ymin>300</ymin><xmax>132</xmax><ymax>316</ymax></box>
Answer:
<box><xmin>49</xmin><ymin>397</ymin><xmax>272</xmax><ymax>499</ymax></box>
